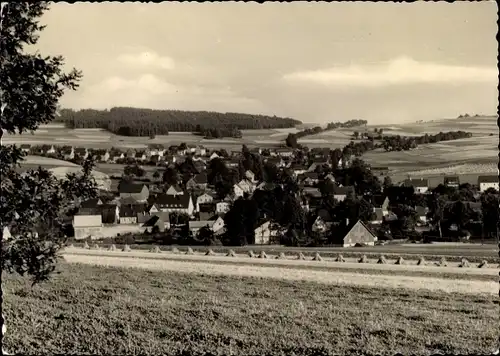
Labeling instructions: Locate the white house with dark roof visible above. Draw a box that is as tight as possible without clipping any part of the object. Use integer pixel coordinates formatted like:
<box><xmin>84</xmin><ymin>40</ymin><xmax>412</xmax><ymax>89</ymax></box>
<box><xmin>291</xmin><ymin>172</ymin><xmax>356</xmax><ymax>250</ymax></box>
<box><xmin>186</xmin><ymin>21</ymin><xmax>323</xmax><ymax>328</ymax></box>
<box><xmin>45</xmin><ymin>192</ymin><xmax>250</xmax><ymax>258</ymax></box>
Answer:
<box><xmin>478</xmin><ymin>175</ymin><xmax>498</xmax><ymax>192</ymax></box>
<box><xmin>402</xmin><ymin>178</ymin><xmax>429</xmax><ymax>194</ymax></box>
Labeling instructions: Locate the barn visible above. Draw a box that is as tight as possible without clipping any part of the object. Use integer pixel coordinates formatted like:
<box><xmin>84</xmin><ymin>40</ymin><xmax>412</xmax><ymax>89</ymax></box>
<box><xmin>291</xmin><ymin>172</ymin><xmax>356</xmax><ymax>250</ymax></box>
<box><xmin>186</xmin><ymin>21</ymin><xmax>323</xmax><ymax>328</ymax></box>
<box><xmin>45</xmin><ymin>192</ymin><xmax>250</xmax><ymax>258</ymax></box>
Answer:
<box><xmin>341</xmin><ymin>220</ymin><xmax>378</xmax><ymax>247</ymax></box>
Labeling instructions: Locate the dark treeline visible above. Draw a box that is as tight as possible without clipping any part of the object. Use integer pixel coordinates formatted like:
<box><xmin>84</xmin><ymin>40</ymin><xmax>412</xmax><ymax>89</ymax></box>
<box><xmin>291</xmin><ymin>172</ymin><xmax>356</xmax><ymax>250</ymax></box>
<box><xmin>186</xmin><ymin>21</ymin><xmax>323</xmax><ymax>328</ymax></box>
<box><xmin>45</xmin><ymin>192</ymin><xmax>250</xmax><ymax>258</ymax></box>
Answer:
<box><xmin>382</xmin><ymin>131</ymin><xmax>473</xmax><ymax>152</ymax></box>
<box><xmin>55</xmin><ymin>107</ymin><xmax>302</xmax><ymax>137</ymax></box>
<box><xmin>285</xmin><ymin>120</ymin><xmax>368</xmax><ymax>148</ymax></box>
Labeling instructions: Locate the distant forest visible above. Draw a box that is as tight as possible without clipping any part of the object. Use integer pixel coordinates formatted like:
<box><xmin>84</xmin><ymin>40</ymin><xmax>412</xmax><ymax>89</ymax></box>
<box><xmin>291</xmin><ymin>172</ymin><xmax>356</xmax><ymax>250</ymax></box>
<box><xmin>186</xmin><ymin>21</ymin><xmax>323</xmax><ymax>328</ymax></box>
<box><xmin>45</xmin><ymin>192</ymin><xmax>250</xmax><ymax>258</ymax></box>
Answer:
<box><xmin>55</xmin><ymin>107</ymin><xmax>302</xmax><ymax>138</ymax></box>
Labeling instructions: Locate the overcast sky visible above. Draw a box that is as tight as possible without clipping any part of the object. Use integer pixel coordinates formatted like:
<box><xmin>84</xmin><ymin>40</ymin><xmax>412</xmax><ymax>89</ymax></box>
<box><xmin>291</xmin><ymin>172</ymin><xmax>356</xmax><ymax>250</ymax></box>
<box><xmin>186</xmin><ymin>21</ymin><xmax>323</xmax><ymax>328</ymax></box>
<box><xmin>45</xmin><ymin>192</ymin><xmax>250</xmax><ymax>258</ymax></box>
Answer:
<box><xmin>35</xmin><ymin>2</ymin><xmax>498</xmax><ymax>124</ymax></box>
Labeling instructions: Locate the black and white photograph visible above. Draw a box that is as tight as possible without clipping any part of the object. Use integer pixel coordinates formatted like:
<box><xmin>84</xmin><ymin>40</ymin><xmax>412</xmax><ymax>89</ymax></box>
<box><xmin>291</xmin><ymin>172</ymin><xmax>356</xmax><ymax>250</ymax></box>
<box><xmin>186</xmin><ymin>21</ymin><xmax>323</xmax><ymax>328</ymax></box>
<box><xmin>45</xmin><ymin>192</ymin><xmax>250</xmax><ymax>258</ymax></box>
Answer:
<box><xmin>1</xmin><ymin>1</ymin><xmax>498</xmax><ymax>355</ymax></box>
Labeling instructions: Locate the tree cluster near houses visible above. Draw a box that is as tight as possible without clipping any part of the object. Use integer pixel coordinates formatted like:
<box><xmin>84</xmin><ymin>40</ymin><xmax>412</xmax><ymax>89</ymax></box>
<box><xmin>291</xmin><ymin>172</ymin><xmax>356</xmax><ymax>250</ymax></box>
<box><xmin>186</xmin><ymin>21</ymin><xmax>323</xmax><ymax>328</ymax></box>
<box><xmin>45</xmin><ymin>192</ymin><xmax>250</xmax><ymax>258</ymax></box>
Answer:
<box><xmin>54</xmin><ymin>107</ymin><xmax>301</xmax><ymax>137</ymax></box>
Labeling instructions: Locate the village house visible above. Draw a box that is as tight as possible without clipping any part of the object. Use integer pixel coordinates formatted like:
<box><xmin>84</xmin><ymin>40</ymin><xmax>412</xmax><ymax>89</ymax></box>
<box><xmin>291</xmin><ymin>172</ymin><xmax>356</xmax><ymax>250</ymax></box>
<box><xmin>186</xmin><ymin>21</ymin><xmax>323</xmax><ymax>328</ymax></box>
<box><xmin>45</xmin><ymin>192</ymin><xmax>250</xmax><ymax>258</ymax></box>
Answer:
<box><xmin>134</xmin><ymin>151</ymin><xmax>147</xmax><ymax>162</ymax></box>
<box><xmin>119</xmin><ymin>182</ymin><xmax>149</xmax><ymax>202</ymax></box>
<box><xmin>110</xmin><ymin>151</ymin><xmax>125</xmax><ymax>162</ymax></box>
<box><xmin>402</xmin><ymin>178</ymin><xmax>429</xmax><ymax>194</ymax></box>
<box><xmin>265</xmin><ymin>157</ymin><xmax>285</xmax><ymax>168</ymax></box>
<box><xmin>311</xmin><ymin>216</ymin><xmax>330</xmax><ymax>233</ymax></box>
<box><xmin>364</xmin><ymin>194</ymin><xmax>390</xmax><ymax>224</ymax></box>
<box><xmin>291</xmin><ymin>164</ymin><xmax>308</xmax><ymax>177</ymax></box>
<box><xmin>186</xmin><ymin>173</ymin><xmax>208</xmax><ymax>190</ymax></box>
<box><xmin>324</xmin><ymin>173</ymin><xmax>336</xmax><ymax>182</ymax></box>
<box><xmin>332</xmin><ymin>186</ymin><xmax>355</xmax><ymax>202</ymax></box>
<box><xmin>254</xmin><ymin>221</ymin><xmax>274</xmax><ymax>244</ymax></box>
<box><xmin>189</xmin><ymin>220</ymin><xmax>214</xmax><ymax>234</ymax></box>
<box><xmin>198</xmin><ymin>202</ymin><xmax>217</xmax><ymax>220</ymax></box>
<box><xmin>100</xmin><ymin>203</ymin><xmax>120</xmax><ymax>224</ymax></box>
<box><xmin>165</xmin><ymin>184</ymin><xmax>184</xmax><ymax>196</ymax></box>
<box><xmin>307</xmin><ymin>161</ymin><xmax>330</xmax><ymax>172</ymax></box>
<box><xmin>338</xmin><ymin>220</ymin><xmax>378</xmax><ymax>247</ymax></box>
<box><xmin>154</xmin><ymin>194</ymin><xmax>194</xmax><ymax>216</ymax></box>
<box><xmin>60</xmin><ymin>146</ymin><xmax>74</xmax><ymax>160</ymax></box>
<box><xmin>443</xmin><ymin>176</ymin><xmax>460</xmax><ymax>188</ymax></box>
<box><xmin>196</xmin><ymin>193</ymin><xmax>215</xmax><ymax>211</ymax></box>
<box><xmin>45</xmin><ymin>145</ymin><xmax>56</xmax><ymax>154</ymax></box>
<box><xmin>94</xmin><ymin>149</ymin><xmax>110</xmax><ymax>162</ymax></box>
<box><xmin>137</xmin><ymin>204</ymin><xmax>160</xmax><ymax>224</ymax></box>
<box><xmin>210</xmin><ymin>216</ymin><xmax>225</xmax><ymax>233</ymax></box>
<box><xmin>20</xmin><ymin>144</ymin><xmax>31</xmax><ymax>153</ymax></box>
<box><xmin>478</xmin><ymin>175</ymin><xmax>499</xmax><ymax>192</ymax></box>
<box><xmin>232</xmin><ymin>183</ymin><xmax>245</xmax><ymax>198</ymax></box>
<box><xmin>74</xmin><ymin>147</ymin><xmax>88</xmax><ymax>159</ymax></box>
<box><xmin>224</xmin><ymin>158</ymin><xmax>240</xmax><ymax>168</ymax></box>
<box><xmin>415</xmin><ymin>206</ymin><xmax>428</xmax><ymax>224</ymax></box>
<box><xmin>73</xmin><ymin>207</ymin><xmax>103</xmax><ymax>240</ymax></box>
<box><xmin>119</xmin><ymin>205</ymin><xmax>142</xmax><ymax>225</ymax></box>
<box><xmin>245</xmin><ymin>170</ymin><xmax>256</xmax><ymax>183</ymax></box>
<box><xmin>299</xmin><ymin>172</ymin><xmax>319</xmax><ymax>186</ymax></box>
<box><xmin>141</xmin><ymin>214</ymin><xmax>168</xmax><ymax>233</ymax></box>
<box><xmin>275</xmin><ymin>148</ymin><xmax>294</xmax><ymax>158</ymax></box>
<box><xmin>236</xmin><ymin>179</ymin><xmax>254</xmax><ymax>194</ymax></box>
<box><xmin>216</xmin><ymin>201</ymin><xmax>231</xmax><ymax>214</ymax></box>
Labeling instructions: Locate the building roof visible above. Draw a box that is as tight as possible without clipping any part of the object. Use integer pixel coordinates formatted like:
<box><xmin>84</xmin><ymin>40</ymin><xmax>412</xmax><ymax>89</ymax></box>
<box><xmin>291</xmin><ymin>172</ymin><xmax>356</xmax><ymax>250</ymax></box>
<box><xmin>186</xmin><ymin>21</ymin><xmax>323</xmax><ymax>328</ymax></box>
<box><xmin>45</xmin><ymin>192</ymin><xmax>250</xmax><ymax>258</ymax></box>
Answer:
<box><xmin>76</xmin><ymin>207</ymin><xmax>101</xmax><ymax>216</ymax></box>
<box><xmin>332</xmin><ymin>185</ymin><xmax>355</xmax><ymax>195</ymax></box>
<box><xmin>189</xmin><ymin>220</ymin><xmax>215</xmax><ymax>229</ymax></box>
<box><xmin>119</xmin><ymin>182</ymin><xmax>146</xmax><ymax>194</ymax></box>
<box><xmin>343</xmin><ymin>220</ymin><xmax>378</xmax><ymax>241</ymax></box>
<box><xmin>192</xmin><ymin>173</ymin><xmax>208</xmax><ymax>184</ymax></box>
<box><xmin>443</xmin><ymin>176</ymin><xmax>460</xmax><ymax>184</ymax></box>
<box><xmin>478</xmin><ymin>175</ymin><xmax>498</xmax><ymax>184</ymax></box>
<box><xmin>120</xmin><ymin>205</ymin><xmax>144</xmax><ymax>217</ymax></box>
<box><xmin>154</xmin><ymin>193</ymin><xmax>191</xmax><ymax>209</ymax></box>
<box><xmin>80</xmin><ymin>198</ymin><xmax>103</xmax><ymax>209</ymax></box>
<box><xmin>364</xmin><ymin>194</ymin><xmax>387</xmax><ymax>208</ymax></box>
<box><xmin>402</xmin><ymin>178</ymin><xmax>428</xmax><ymax>187</ymax></box>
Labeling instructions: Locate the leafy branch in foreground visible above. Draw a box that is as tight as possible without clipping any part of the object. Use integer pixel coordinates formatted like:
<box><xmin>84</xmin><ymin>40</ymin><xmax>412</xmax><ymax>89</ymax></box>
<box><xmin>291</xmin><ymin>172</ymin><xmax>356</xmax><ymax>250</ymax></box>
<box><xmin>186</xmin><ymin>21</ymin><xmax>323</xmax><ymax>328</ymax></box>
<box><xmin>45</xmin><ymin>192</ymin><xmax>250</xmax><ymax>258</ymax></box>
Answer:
<box><xmin>0</xmin><ymin>2</ymin><xmax>97</xmax><ymax>287</ymax></box>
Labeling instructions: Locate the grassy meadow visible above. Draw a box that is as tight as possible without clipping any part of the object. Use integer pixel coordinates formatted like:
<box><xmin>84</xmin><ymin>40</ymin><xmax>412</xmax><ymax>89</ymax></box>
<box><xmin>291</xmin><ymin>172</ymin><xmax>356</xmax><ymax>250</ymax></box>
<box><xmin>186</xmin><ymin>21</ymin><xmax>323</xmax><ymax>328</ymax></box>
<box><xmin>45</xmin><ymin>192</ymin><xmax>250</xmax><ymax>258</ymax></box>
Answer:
<box><xmin>3</xmin><ymin>262</ymin><xmax>498</xmax><ymax>355</ymax></box>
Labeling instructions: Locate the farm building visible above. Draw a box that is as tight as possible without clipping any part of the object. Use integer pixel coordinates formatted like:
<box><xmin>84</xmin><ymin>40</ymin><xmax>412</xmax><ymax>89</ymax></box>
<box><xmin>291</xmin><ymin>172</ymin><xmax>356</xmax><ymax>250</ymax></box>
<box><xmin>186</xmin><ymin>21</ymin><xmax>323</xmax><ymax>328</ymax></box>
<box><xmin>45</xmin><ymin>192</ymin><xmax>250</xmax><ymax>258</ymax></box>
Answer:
<box><xmin>73</xmin><ymin>212</ymin><xmax>103</xmax><ymax>240</ymax></box>
<box><xmin>339</xmin><ymin>220</ymin><xmax>378</xmax><ymax>247</ymax></box>
<box><xmin>443</xmin><ymin>176</ymin><xmax>460</xmax><ymax>188</ymax></box>
<box><xmin>141</xmin><ymin>214</ymin><xmax>170</xmax><ymax>233</ymax></box>
<box><xmin>402</xmin><ymin>178</ymin><xmax>429</xmax><ymax>194</ymax></box>
<box><xmin>119</xmin><ymin>182</ymin><xmax>149</xmax><ymax>201</ymax></box>
<box><xmin>119</xmin><ymin>205</ymin><xmax>144</xmax><ymax>225</ymax></box>
<box><xmin>154</xmin><ymin>193</ymin><xmax>194</xmax><ymax>216</ymax></box>
<box><xmin>478</xmin><ymin>175</ymin><xmax>498</xmax><ymax>192</ymax></box>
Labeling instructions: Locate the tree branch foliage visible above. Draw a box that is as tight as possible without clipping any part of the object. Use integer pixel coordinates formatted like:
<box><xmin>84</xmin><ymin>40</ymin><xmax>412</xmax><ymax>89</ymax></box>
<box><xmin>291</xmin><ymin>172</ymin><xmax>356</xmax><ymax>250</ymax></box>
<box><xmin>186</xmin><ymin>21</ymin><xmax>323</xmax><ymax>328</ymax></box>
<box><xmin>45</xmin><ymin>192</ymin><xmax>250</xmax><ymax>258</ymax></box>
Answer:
<box><xmin>1</xmin><ymin>2</ymin><xmax>98</xmax><ymax>285</ymax></box>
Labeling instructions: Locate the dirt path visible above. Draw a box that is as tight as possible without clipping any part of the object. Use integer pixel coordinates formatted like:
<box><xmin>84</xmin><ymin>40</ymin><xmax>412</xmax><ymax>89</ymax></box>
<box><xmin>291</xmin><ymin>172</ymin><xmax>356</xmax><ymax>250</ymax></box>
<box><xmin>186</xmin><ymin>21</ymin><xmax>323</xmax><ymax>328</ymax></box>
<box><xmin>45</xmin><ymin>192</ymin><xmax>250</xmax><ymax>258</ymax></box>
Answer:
<box><xmin>63</xmin><ymin>252</ymin><xmax>497</xmax><ymax>296</ymax></box>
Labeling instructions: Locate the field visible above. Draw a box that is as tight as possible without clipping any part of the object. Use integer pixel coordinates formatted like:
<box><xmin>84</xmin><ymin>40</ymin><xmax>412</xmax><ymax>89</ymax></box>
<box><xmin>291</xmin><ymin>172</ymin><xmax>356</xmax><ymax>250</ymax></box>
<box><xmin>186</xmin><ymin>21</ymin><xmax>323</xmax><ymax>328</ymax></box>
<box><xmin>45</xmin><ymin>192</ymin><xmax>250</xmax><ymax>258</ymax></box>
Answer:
<box><xmin>6</xmin><ymin>115</ymin><xmax>497</xmax><ymax>183</ymax></box>
<box><xmin>2</xmin><ymin>124</ymin><xmax>289</xmax><ymax>151</ymax></box>
<box><xmin>3</xmin><ymin>251</ymin><xmax>498</xmax><ymax>355</ymax></box>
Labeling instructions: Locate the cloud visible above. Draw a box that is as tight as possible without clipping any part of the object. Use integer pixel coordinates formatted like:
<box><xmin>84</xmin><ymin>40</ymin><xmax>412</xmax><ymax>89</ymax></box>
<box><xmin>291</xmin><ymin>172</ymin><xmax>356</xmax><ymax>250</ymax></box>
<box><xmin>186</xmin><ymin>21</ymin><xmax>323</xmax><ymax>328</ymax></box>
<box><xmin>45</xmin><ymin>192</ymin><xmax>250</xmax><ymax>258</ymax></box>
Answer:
<box><xmin>68</xmin><ymin>74</ymin><xmax>270</xmax><ymax>115</ymax></box>
<box><xmin>117</xmin><ymin>51</ymin><xmax>175</xmax><ymax>70</ymax></box>
<box><xmin>96</xmin><ymin>74</ymin><xmax>178</xmax><ymax>95</ymax></box>
<box><xmin>283</xmin><ymin>56</ymin><xmax>498</xmax><ymax>87</ymax></box>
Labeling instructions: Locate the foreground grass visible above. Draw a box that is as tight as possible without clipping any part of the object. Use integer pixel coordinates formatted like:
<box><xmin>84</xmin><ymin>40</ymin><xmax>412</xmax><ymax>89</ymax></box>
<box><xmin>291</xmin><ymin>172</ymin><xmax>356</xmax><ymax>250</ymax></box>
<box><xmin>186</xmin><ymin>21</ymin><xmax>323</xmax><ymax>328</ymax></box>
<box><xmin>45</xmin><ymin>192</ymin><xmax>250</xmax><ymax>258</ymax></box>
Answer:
<box><xmin>3</xmin><ymin>263</ymin><xmax>498</xmax><ymax>355</ymax></box>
